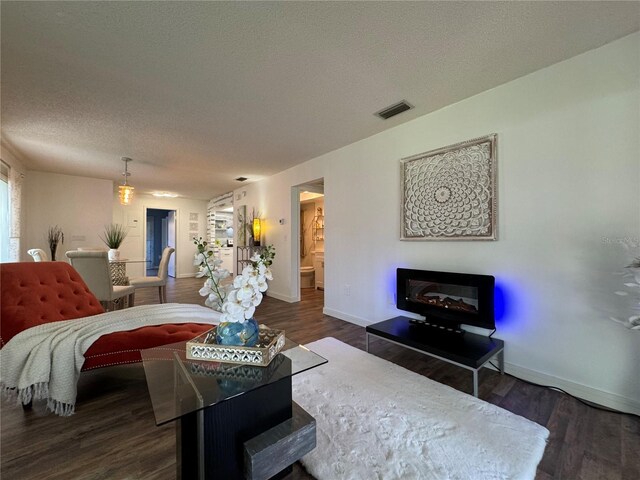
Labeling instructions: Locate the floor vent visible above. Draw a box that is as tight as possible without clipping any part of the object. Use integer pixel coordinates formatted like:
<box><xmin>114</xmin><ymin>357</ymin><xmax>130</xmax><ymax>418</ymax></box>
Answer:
<box><xmin>375</xmin><ymin>100</ymin><xmax>413</xmax><ymax>120</ymax></box>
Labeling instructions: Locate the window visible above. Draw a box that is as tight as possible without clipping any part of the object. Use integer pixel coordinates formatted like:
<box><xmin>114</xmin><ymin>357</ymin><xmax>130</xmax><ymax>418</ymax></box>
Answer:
<box><xmin>1</xmin><ymin>160</ymin><xmax>10</xmax><ymax>262</ymax></box>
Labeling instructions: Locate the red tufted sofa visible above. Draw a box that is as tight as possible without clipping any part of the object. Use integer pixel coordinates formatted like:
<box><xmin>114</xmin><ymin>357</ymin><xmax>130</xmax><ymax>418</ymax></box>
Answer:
<box><xmin>1</xmin><ymin>262</ymin><xmax>213</xmax><ymax>370</ymax></box>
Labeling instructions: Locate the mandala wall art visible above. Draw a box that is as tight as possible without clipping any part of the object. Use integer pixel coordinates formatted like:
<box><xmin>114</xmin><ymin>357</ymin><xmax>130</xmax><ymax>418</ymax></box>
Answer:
<box><xmin>400</xmin><ymin>134</ymin><xmax>497</xmax><ymax>241</ymax></box>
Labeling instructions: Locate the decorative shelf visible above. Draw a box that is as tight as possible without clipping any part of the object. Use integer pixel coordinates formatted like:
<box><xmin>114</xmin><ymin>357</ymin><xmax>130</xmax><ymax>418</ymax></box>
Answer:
<box><xmin>312</xmin><ymin>207</ymin><xmax>324</xmax><ymax>242</ymax></box>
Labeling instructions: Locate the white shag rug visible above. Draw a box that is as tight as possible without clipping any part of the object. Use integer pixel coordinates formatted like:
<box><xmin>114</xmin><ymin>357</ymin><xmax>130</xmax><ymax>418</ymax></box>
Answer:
<box><xmin>292</xmin><ymin>337</ymin><xmax>549</xmax><ymax>480</ymax></box>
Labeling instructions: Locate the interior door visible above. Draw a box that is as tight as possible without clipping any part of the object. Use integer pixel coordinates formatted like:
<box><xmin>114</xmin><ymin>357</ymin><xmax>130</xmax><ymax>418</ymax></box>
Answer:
<box><xmin>167</xmin><ymin>211</ymin><xmax>176</xmax><ymax>278</ymax></box>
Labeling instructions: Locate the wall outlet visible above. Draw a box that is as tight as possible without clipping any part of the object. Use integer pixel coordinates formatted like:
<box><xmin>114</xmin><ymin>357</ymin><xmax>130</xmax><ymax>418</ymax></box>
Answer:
<box><xmin>343</xmin><ymin>284</ymin><xmax>351</xmax><ymax>296</ymax></box>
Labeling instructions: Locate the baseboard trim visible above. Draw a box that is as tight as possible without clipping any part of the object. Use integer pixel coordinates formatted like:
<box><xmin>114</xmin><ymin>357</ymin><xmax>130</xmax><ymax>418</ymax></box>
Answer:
<box><xmin>322</xmin><ymin>308</ymin><xmax>371</xmax><ymax>327</ymax></box>
<box><xmin>267</xmin><ymin>291</ymin><xmax>298</xmax><ymax>303</ymax></box>
<box><xmin>177</xmin><ymin>273</ymin><xmax>197</xmax><ymax>279</ymax></box>
<box><xmin>323</xmin><ymin>307</ymin><xmax>640</xmax><ymax>416</ymax></box>
<box><xmin>500</xmin><ymin>362</ymin><xmax>640</xmax><ymax>417</ymax></box>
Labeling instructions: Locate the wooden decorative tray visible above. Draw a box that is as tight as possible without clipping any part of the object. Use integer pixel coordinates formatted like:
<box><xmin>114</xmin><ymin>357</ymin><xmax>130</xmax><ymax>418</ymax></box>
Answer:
<box><xmin>186</xmin><ymin>325</ymin><xmax>285</xmax><ymax>367</ymax></box>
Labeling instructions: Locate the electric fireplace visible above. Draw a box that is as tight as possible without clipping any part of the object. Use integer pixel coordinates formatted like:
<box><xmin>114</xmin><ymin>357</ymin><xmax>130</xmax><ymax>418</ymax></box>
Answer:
<box><xmin>397</xmin><ymin>268</ymin><xmax>495</xmax><ymax>333</ymax></box>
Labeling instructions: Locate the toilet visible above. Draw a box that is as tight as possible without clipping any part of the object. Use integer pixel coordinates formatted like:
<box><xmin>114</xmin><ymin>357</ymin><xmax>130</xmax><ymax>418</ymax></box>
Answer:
<box><xmin>300</xmin><ymin>265</ymin><xmax>315</xmax><ymax>288</ymax></box>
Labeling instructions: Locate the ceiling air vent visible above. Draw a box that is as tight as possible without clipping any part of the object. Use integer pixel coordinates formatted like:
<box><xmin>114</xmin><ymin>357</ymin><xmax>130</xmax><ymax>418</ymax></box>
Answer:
<box><xmin>375</xmin><ymin>100</ymin><xmax>413</xmax><ymax>120</ymax></box>
<box><xmin>235</xmin><ymin>176</ymin><xmax>248</xmax><ymax>182</ymax></box>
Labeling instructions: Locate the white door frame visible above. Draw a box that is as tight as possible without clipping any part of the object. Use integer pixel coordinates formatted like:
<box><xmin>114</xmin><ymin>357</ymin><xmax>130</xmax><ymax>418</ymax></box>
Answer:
<box><xmin>291</xmin><ymin>180</ymin><xmax>324</xmax><ymax>302</ymax></box>
<box><xmin>167</xmin><ymin>210</ymin><xmax>177</xmax><ymax>278</ymax></box>
<box><xmin>290</xmin><ymin>186</ymin><xmax>301</xmax><ymax>302</ymax></box>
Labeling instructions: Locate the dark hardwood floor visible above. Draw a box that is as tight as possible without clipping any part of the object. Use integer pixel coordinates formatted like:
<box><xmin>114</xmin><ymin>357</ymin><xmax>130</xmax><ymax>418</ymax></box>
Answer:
<box><xmin>2</xmin><ymin>277</ymin><xmax>638</xmax><ymax>479</ymax></box>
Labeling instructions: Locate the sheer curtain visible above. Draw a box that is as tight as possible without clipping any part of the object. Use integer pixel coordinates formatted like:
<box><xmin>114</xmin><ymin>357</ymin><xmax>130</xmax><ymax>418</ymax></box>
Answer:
<box><xmin>0</xmin><ymin>161</ymin><xmax>9</xmax><ymax>262</ymax></box>
<box><xmin>0</xmin><ymin>158</ymin><xmax>24</xmax><ymax>262</ymax></box>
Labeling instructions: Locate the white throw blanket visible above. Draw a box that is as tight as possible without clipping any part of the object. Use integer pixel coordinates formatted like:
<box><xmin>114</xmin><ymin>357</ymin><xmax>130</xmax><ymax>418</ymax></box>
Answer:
<box><xmin>293</xmin><ymin>338</ymin><xmax>549</xmax><ymax>480</ymax></box>
<box><xmin>0</xmin><ymin>303</ymin><xmax>220</xmax><ymax>416</ymax></box>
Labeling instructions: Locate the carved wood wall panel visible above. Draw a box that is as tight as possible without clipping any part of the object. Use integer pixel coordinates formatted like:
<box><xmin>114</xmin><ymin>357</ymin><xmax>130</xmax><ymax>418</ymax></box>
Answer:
<box><xmin>400</xmin><ymin>134</ymin><xmax>497</xmax><ymax>241</ymax></box>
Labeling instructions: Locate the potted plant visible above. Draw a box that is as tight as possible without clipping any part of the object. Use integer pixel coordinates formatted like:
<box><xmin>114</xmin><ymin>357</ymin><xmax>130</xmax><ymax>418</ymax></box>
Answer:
<box><xmin>100</xmin><ymin>224</ymin><xmax>128</xmax><ymax>261</ymax></box>
<box><xmin>47</xmin><ymin>225</ymin><xmax>64</xmax><ymax>261</ymax></box>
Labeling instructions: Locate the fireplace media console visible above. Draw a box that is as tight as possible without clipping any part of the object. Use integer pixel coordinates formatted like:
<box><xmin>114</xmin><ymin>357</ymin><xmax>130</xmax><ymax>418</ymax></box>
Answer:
<box><xmin>365</xmin><ymin>316</ymin><xmax>504</xmax><ymax>397</ymax></box>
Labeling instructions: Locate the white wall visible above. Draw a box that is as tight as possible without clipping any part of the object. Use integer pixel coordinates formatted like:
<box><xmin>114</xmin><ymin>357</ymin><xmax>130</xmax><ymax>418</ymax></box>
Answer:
<box><xmin>22</xmin><ymin>170</ymin><xmax>207</xmax><ymax>277</ymax></box>
<box><xmin>112</xmin><ymin>193</ymin><xmax>208</xmax><ymax>278</ymax></box>
<box><xmin>235</xmin><ymin>33</ymin><xmax>640</xmax><ymax>414</ymax></box>
<box><xmin>24</xmin><ymin>171</ymin><xmax>113</xmax><ymax>259</ymax></box>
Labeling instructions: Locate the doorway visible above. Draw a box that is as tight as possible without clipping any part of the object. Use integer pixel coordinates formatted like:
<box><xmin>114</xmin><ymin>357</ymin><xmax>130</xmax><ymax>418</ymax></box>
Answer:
<box><xmin>294</xmin><ymin>179</ymin><xmax>324</xmax><ymax>304</ymax></box>
<box><xmin>145</xmin><ymin>208</ymin><xmax>176</xmax><ymax>277</ymax></box>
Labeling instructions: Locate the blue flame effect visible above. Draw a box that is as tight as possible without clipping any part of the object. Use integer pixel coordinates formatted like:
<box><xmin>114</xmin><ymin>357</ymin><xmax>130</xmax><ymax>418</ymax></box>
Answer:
<box><xmin>494</xmin><ymin>281</ymin><xmax>509</xmax><ymax>326</ymax></box>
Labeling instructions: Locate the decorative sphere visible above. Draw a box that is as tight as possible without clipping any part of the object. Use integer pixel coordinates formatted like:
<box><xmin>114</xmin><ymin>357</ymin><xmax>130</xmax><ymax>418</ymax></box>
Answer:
<box><xmin>215</xmin><ymin>318</ymin><xmax>259</xmax><ymax>347</ymax></box>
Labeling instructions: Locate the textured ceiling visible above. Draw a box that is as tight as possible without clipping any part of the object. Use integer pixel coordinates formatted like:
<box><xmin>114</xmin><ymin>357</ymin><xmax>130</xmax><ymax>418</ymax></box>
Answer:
<box><xmin>2</xmin><ymin>1</ymin><xmax>638</xmax><ymax>200</ymax></box>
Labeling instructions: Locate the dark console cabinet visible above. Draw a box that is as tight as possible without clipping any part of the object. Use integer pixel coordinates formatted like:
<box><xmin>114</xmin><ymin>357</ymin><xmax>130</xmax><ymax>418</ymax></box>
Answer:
<box><xmin>365</xmin><ymin>316</ymin><xmax>504</xmax><ymax>397</ymax></box>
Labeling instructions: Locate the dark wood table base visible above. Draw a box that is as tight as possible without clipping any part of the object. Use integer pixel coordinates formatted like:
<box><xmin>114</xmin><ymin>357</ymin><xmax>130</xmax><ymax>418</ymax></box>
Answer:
<box><xmin>177</xmin><ymin>374</ymin><xmax>315</xmax><ymax>480</ymax></box>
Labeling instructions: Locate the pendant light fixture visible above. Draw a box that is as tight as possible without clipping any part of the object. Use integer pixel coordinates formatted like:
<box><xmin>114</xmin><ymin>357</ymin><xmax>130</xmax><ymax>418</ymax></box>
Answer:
<box><xmin>119</xmin><ymin>157</ymin><xmax>134</xmax><ymax>205</ymax></box>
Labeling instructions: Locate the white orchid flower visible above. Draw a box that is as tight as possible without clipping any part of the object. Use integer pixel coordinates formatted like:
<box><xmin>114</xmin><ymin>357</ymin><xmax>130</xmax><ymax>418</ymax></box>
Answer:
<box><xmin>205</xmin><ymin>257</ymin><xmax>222</xmax><ymax>269</ymax></box>
<box><xmin>199</xmin><ymin>284</ymin><xmax>213</xmax><ymax>297</ymax></box>
<box><xmin>224</xmin><ymin>289</ymin><xmax>238</xmax><ymax>305</ymax></box>
<box><xmin>221</xmin><ymin>311</ymin><xmax>242</xmax><ymax>323</ymax></box>
<box><xmin>256</xmin><ymin>277</ymin><xmax>268</xmax><ymax>292</ymax></box>
<box><xmin>194</xmin><ymin>237</ymin><xmax>275</xmax><ymax>321</ymax></box>
<box><xmin>243</xmin><ymin>305</ymin><xmax>256</xmax><ymax>319</ymax></box>
<box><xmin>205</xmin><ymin>295</ymin><xmax>221</xmax><ymax>310</ymax></box>
<box><xmin>212</xmin><ymin>269</ymin><xmax>230</xmax><ymax>280</ymax></box>
<box><xmin>233</xmin><ymin>275</ymin><xmax>248</xmax><ymax>288</ymax></box>
<box><xmin>252</xmin><ymin>291</ymin><xmax>263</xmax><ymax>305</ymax></box>
<box><xmin>236</xmin><ymin>284</ymin><xmax>255</xmax><ymax>301</ymax></box>
<box><xmin>224</xmin><ymin>300</ymin><xmax>245</xmax><ymax>321</ymax></box>
<box><xmin>242</xmin><ymin>265</ymin><xmax>257</xmax><ymax>278</ymax></box>
<box><xmin>264</xmin><ymin>268</ymin><xmax>273</xmax><ymax>281</ymax></box>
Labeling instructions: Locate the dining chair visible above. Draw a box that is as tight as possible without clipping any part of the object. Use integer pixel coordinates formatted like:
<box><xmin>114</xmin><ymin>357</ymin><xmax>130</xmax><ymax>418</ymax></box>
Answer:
<box><xmin>65</xmin><ymin>250</ymin><xmax>135</xmax><ymax>311</ymax></box>
<box><xmin>27</xmin><ymin>249</ymin><xmax>49</xmax><ymax>262</ymax></box>
<box><xmin>129</xmin><ymin>247</ymin><xmax>175</xmax><ymax>303</ymax></box>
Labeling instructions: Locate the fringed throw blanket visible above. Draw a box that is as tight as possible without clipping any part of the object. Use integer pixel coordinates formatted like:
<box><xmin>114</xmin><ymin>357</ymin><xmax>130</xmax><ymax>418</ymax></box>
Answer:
<box><xmin>1</xmin><ymin>303</ymin><xmax>220</xmax><ymax>416</ymax></box>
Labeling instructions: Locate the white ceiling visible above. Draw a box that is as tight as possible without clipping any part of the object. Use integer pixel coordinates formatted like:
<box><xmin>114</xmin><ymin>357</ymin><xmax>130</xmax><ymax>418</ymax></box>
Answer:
<box><xmin>2</xmin><ymin>1</ymin><xmax>638</xmax><ymax>200</ymax></box>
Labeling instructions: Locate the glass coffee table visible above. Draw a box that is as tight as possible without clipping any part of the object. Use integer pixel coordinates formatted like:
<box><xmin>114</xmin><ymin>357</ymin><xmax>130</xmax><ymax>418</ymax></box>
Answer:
<box><xmin>141</xmin><ymin>336</ymin><xmax>326</xmax><ymax>480</ymax></box>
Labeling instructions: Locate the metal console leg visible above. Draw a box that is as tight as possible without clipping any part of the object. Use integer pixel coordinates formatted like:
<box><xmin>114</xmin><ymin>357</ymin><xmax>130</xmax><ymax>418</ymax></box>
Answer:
<box><xmin>473</xmin><ymin>370</ymin><xmax>479</xmax><ymax>398</ymax></box>
<box><xmin>365</xmin><ymin>333</ymin><xmax>370</xmax><ymax>352</ymax></box>
<box><xmin>498</xmin><ymin>349</ymin><xmax>505</xmax><ymax>375</ymax></box>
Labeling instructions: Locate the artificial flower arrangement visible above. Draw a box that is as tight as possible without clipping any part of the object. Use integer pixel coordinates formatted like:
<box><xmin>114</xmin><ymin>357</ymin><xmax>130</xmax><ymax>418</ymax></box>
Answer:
<box><xmin>193</xmin><ymin>237</ymin><xmax>275</xmax><ymax>345</ymax></box>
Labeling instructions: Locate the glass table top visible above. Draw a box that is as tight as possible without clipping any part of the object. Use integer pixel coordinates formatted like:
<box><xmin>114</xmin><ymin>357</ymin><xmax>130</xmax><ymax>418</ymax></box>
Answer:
<box><xmin>141</xmin><ymin>336</ymin><xmax>327</xmax><ymax>425</ymax></box>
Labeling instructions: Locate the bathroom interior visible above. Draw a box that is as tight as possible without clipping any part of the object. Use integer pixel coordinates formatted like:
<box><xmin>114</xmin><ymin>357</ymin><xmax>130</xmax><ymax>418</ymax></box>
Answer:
<box><xmin>299</xmin><ymin>181</ymin><xmax>324</xmax><ymax>292</ymax></box>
